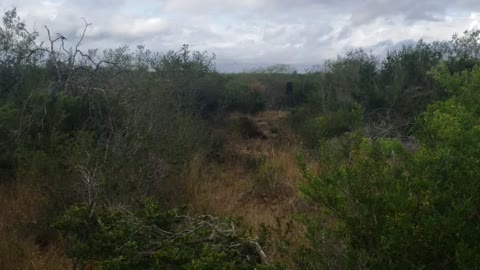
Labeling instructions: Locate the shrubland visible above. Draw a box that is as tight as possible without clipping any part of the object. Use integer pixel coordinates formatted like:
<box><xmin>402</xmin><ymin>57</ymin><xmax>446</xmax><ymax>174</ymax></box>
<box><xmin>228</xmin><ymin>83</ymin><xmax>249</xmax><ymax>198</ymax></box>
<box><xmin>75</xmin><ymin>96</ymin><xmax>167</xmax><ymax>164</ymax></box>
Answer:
<box><xmin>2</xmin><ymin>7</ymin><xmax>480</xmax><ymax>269</ymax></box>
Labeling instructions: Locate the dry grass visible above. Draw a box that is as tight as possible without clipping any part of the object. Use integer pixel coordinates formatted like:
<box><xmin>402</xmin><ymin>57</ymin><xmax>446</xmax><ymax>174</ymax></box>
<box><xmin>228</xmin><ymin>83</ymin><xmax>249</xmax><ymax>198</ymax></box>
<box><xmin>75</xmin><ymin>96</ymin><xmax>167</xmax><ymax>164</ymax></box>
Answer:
<box><xmin>183</xmin><ymin>149</ymin><xmax>309</xmax><ymax>268</ymax></box>
<box><xmin>184</xmin><ymin>145</ymin><xmax>311</xmax><ymax>225</ymax></box>
<box><xmin>186</xmin><ymin>110</ymin><xmax>304</xmax><ymax>213</ymax></box>
<box><xmin>0</xmin><ymin>181</ymin><xmax>69</xmax><ymax>270</ymax></box>
<box><xmin>255</xmin><ymin>110</ymin><xmax>289</xmax><ymax>121</ymax></box>
<box><xmin>183</xmin><ymin>110</ymin><xmax>315</xmax><ymax>268</ymax></box>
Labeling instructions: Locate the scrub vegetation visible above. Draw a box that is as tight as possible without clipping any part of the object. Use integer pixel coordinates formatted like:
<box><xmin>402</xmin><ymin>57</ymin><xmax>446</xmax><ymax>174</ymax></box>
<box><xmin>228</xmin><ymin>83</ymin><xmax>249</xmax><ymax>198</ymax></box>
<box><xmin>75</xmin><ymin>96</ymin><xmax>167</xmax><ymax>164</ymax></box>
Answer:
<box><xmin>2</xmin><ymin>8</ymin><xmax>480</xmax><ymax>269</ymax></box>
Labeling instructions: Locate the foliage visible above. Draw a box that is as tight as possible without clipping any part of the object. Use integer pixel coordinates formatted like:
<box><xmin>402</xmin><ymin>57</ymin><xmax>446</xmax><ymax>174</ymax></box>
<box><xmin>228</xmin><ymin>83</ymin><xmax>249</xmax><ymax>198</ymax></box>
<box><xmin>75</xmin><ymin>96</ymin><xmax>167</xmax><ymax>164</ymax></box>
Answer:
<box><xmin>298</xmin><ymin>65</ymin><xmax>480</xmax><ymax>269</ymax></box>
<box><xmin>57</xmin><ymin>199</ymin><xmax>271</xmax><ymax>270</ymax></box>
<box><xmin>0</xmin><ymin>8</ymin><xmax>217</xmax><ymax>200</ymax></box>
<box><xmin>223</xmin><ymin>77</ymin><xmax>267</xmax><ymax>114</ymax></box>
<box><xmin>290</xmin><ymin>43</ymin><xmax>449</xmax><ymax>145</ymax></box>
<box><xmin>290</xmin><ymin>104</ymin><xmax>362</xmax><ymax>148</ymax></box>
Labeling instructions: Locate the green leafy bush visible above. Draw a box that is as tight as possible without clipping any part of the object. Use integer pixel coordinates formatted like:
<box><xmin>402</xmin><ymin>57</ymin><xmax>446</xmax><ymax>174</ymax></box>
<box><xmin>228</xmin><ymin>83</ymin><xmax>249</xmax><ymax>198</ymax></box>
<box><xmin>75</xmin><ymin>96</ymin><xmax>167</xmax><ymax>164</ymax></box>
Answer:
<box><xmin>223</xmin><ymin>77</ymin><xmax>266</xmax><ymax>114</ymax></box>
<box><xmin>298</xmin><ymin>65</ymin><xmax>480</xmax><ymax>269</ymax></box>
<box><xmin>290</xmin><ymin>104</ymin><xmax>362</xmax><ymax>148</ymax></box>
<box><xmin>57</xmin><ymin>199</ymin><xmax>272</xmax><ymax>270</ymax></box>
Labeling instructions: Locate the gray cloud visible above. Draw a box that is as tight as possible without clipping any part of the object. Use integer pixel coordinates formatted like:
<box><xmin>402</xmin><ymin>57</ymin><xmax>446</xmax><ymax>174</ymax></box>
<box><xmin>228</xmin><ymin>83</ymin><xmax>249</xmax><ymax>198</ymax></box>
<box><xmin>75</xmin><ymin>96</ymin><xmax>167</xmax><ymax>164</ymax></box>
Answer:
<box><xmin>2</xmin><ymin>0</ymin><xmax>480</xmax><ymax>71</ymax></box>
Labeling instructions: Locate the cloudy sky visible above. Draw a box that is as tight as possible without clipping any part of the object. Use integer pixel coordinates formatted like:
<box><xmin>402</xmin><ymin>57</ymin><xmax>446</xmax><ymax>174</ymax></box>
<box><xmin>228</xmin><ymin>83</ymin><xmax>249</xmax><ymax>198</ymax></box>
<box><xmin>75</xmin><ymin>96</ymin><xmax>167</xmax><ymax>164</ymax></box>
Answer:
<box><xmin>2</xmin><ymin>0</ymin><xmax>480</xmax><ymax>71</ymax></box>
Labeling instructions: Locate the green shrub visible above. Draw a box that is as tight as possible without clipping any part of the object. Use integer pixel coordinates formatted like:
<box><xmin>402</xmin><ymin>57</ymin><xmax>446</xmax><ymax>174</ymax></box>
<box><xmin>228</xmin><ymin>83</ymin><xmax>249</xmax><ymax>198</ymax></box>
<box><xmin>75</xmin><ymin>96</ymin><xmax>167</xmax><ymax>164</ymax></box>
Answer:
<box><xmin>57</xmin><ymin>199</ymin><xmax>272</xmax><ymax>270</ymax></box>
<box><xmin>298</xmin><ymin>65</ymin><xmax>480</xmax><ymax>269</ymax></box>
<box><xmin>290</xmin><ymin>104</ymin><xmax>362</xmax><ymax>148</ymax></box>
<box><xmin>0</xmin><ymin>103</ymin><xmax>19</xmax><ymax>179</ymax></box>
<box><xmin>223</xmin><ymin>77</ymin><xmax>266</xmax><ymax>114</ymax></box>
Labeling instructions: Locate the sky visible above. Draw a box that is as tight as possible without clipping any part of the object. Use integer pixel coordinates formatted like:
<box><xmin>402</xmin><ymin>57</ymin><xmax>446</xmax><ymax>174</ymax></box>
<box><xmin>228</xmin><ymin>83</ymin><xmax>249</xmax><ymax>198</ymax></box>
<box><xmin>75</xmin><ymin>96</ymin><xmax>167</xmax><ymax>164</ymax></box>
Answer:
<box><xmin>2</xmin><ymin>0</ymin><xmax>480</xmax><ymax>72</ymax></box>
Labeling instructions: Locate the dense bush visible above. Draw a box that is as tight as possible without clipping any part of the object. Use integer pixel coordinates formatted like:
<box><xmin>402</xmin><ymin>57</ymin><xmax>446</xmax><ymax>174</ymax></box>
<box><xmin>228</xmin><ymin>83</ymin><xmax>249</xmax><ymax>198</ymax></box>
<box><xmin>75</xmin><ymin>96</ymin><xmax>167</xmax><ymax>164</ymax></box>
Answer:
<box><xmin>298</xmin><ymin>64</ymin><xmax>480</xmax><ymax>269</ymax></box>
<box><xmin>0</xmin><ymin>8</ymin><xmax>218</xmax><ymax>200</ymax></box>
<box><xmin>290</xmin><ymin>104</ymin><xmax>362</xmax><ymax>148</ymax></box>
<box><xmin>57</xmin><ymin>199</ymin><xmax>272</xmax><ymax>270</ymax></box>
<box><xmin>223</xmin><ymin>76</ymin><xmax>267</xmax><ymax>114</ymax></box>
<box><xmin>0</xmin><ymin>9</ymin><xmax>282</xmax><ymax>268</ymax></box>
<box><xmin>290</xmin><ymin>34</ymin><xmax>480</xmax><ymax>146</ymax></box>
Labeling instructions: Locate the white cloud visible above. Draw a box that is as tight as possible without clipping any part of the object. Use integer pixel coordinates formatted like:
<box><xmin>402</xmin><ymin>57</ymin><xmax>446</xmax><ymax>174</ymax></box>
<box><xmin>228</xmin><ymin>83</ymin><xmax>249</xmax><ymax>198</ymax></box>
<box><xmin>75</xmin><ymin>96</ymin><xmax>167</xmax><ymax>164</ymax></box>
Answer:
<box><xmin>164</xmin><ymin>0</ymin><xmax>263</xmax><ymax>11</ymax></box>
<box><xmin>114</xmin><ymin>17</ymin><xmax>169</xmax><ymax>37</ymax></box>
<box><xmin>2</xmin><ymin>0</ymin><xmax>480</xmax><ymax>70</ymax></box>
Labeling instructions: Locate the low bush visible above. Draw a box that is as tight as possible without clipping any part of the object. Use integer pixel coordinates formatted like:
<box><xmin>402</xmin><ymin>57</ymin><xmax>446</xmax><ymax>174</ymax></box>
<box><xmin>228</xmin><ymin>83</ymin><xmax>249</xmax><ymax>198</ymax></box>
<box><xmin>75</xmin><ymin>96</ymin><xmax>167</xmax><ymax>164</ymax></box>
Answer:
<box><xmin>57</xmin><ymin>199</ymin><xmax>273</xmax><ymax>270</ymax></box>
<box><xmin>223</xmin><ymin>77</ymin><xmax>267</xmax><ymax>114</ymax></box>
<box><xmin>290</xmin><ymin>104</ymin><xmax>362</xmax><ymax>148</ymax></box>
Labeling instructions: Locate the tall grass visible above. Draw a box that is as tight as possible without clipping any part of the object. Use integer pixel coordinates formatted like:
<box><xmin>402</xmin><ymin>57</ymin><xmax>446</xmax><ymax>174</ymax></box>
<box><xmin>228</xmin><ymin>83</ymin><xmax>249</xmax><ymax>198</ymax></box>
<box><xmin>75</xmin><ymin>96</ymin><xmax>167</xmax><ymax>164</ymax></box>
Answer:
<box><xmin>0</xmin><ymin>182</ymin><xmax>69</xmax><ymax>270</ymax></box>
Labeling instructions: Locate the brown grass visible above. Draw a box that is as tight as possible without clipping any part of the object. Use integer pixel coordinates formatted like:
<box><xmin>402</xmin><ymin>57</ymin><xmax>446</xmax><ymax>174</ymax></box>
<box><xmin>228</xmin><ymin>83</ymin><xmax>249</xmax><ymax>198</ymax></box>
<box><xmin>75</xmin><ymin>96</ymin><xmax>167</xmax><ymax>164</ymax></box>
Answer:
<box><xmin>182</xmin><ymin>110</ymin><xmax>315</xmax><ymax>268</ymax></box>
<box><xmin>0</xmin><ymin>181</ymin><xmax>69</xmax><ymax>270</ymax></box>
<box><xmin>184</xmin><ymin>145</ymin><xmax>311</xmax><ymax>225</ymax></box>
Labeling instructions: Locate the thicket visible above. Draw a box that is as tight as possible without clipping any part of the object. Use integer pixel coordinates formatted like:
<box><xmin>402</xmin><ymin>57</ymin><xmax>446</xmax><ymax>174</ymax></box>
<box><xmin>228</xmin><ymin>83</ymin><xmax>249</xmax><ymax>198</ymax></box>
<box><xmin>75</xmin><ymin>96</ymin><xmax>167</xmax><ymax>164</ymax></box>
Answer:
<box><xmin>290</xmin><ymin>32</ymin><xmax>480</xmax><ymax>148</ymax></box>
<box><xmin>3</xmin><ymin>6</ymin><xmax>480</xmax><ymax>269</ymax></box>
<box><xmin>296</xmin><ymin>46</ymin><xmax>480</xmax><ymax>269</ymax></box>
<box><xmin>0</xmin><ymin>9</ymin><xmax>273</xmax><ymax>269</ymax></box>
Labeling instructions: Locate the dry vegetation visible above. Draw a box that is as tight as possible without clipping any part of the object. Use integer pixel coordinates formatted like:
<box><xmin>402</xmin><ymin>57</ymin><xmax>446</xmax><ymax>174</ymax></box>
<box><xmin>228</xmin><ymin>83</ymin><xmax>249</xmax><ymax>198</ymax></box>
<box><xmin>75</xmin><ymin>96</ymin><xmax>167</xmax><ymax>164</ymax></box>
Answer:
<box><xmin>0</xmin><ymin>109</ymin><xmax>313</xmax><ymax>269</ymax></box>
<box><xmin>0</xmin><ymin>109</ymin><xmax>316</xmax><ymax>269</ymax></box>
<box><xmin>182</xmin><ymin>110</ymin><xmax>315</xmax><ymax>266</ymax></box>
<box><xmin>0</xmin><ymin>182</ymin><xmax>69</xmax><ymax>270</ymax></box>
